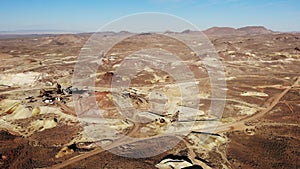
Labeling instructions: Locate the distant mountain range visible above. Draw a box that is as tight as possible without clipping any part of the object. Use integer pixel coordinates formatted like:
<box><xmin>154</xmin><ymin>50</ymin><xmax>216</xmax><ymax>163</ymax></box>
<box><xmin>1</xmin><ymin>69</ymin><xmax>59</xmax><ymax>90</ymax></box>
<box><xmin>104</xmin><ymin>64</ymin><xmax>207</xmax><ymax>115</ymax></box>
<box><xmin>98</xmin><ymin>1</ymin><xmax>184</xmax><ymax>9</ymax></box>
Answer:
<box><xmin>0</xmin><ymin>26</ymin><xmax>281</xmax><ymax>36</ymax></box>
<box><xmin>203</xmin><ymin>26</ymin><xmax>275</xmax><ymax>36</ymax></box>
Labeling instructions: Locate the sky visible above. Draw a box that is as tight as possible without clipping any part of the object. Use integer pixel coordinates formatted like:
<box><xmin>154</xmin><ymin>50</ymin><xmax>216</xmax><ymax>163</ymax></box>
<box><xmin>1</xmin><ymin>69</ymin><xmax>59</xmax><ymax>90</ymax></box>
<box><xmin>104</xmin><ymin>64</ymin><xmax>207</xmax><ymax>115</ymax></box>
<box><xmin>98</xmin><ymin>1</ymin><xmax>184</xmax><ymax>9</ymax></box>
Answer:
<box><xmin>0</xmin><ymin>0</ymin><xmax>299</xmax><ymax>32</ymax></box>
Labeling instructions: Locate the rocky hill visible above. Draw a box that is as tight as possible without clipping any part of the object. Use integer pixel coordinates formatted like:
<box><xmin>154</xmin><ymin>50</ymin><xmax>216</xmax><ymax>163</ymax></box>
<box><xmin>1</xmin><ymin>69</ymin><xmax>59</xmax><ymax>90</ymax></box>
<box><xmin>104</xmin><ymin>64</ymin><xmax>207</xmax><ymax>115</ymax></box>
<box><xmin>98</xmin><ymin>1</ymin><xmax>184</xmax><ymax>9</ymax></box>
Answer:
<box><xmin>204</xmin><ymin>26</ymin><xmax>274</xmax><ymax>36</ymax></box>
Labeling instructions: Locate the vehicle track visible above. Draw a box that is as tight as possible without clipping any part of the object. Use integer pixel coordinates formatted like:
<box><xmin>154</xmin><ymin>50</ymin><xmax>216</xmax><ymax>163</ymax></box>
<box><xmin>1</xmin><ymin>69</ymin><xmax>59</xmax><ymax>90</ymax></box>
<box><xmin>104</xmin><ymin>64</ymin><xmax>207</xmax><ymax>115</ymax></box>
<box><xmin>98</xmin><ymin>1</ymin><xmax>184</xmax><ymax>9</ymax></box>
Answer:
<box><xmin>49</xmin><ymin>77</ymin><xmax>299</xmax><ymax>169</ymax></box>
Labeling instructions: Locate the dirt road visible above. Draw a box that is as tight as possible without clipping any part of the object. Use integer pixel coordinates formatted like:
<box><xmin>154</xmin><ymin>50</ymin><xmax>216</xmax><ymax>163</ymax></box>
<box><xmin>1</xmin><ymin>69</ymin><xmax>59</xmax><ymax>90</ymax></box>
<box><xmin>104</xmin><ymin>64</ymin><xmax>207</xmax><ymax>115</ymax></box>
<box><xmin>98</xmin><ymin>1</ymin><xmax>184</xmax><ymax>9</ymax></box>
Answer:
<box><xmin>48</xmin><ymin>77</ymin><xmax>299</xmax><ymax>169</ymax></box>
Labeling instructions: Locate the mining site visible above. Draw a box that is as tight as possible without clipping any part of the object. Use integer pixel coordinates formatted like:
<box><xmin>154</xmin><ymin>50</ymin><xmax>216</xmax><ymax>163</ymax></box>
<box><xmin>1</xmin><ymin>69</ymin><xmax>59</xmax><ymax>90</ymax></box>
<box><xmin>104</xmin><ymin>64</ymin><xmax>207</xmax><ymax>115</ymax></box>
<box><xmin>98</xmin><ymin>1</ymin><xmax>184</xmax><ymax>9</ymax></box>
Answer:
<box><xmin>0</xmin><ymin>26</ymin><xmax>299</xmax><ymax>169</ymax></box>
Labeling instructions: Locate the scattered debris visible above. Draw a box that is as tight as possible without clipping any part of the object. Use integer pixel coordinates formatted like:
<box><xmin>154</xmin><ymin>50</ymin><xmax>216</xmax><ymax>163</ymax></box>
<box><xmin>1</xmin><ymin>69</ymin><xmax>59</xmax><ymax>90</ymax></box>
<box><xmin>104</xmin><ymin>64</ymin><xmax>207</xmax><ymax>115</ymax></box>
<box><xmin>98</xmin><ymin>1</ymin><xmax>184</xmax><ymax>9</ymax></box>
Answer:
<box><xmin>39</xmin><ymin>83</ymin><xmax>88</xmax><ymax>105</ymax></box>
<box><xmin>25</xmin><ymin>96</ymin><xmax>37</xmax><ymax>103</ymax></box>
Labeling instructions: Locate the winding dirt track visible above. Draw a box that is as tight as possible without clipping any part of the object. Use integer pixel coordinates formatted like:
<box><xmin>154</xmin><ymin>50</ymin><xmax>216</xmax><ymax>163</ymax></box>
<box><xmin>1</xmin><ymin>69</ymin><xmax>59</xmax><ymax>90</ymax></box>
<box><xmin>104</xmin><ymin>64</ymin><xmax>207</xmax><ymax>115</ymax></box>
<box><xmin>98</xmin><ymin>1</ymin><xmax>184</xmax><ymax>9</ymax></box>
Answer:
<box><xmin>49</xmin><ymin>118</ymin><xmax>140</xmax><ymax>169</ymax></box>
<box><xmin>48</xmin><ymin>77</ymin><xmax>299</xmax><ymax>169</ymax></box>
<box><xmin>210</xmin><ymin>77</ymin><xmax>299</xmax><ymax>133</ymax></box>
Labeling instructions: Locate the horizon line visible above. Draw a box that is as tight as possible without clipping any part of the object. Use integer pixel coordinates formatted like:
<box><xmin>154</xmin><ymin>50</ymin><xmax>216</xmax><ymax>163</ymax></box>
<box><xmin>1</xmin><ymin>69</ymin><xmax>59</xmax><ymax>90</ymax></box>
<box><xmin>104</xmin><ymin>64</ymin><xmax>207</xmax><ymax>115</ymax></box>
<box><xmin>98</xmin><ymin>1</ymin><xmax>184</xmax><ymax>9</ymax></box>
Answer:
<box><xmin>1</xmin><ymin>25</ymin><xmax>299</xmax><ymax>35</ymax></box>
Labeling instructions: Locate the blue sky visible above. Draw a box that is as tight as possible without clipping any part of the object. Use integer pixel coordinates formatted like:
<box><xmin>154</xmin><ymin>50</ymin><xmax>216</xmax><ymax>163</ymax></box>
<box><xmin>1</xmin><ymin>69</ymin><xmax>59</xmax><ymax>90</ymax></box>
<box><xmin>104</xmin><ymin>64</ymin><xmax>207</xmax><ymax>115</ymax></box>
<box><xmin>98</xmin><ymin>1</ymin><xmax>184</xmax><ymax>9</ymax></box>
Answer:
<box><xmin>0</xmin><ymin>0</ymin><xmax>299</xmax><ymax>32</ymax></box>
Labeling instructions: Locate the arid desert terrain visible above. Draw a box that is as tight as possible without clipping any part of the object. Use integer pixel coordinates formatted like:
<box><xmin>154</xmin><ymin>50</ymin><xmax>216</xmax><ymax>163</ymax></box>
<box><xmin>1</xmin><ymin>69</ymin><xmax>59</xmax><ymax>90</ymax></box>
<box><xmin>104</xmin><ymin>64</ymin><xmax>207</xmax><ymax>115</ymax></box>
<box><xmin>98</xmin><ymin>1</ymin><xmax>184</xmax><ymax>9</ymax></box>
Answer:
<box><xmin>0</xmin><ymin>26</ymin><xmax>299</xmax><ymax>169</ymax></box>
